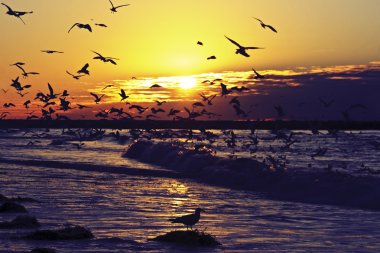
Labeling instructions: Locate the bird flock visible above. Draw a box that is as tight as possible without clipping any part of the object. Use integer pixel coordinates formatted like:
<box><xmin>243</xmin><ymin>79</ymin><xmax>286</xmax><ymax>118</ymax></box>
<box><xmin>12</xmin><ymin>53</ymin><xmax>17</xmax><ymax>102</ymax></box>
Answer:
<box><xmin>1</xmin><ymin>1</ymin><xmax>291</xmax><ymax>121</ymax></box>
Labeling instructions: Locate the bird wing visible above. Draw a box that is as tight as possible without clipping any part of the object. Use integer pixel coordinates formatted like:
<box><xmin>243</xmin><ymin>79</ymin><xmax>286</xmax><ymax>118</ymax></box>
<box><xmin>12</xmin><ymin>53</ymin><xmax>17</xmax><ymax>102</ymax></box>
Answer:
<box><xmin>225</xmin><ymin>36</ymin><xmax>242</xmax><ymax>48</ymax></box>
<box><xmin>85</xmin><ymin>24</ymin><xmax>92</xmax><ymax>32</ymax></box>
<box><xmin>120</xmin><ymin>89</ymin><xmax>126</xmax><ymax>96</ymax></box>
<box><xmin>48</xmin><ymin>83</ymin><xmax>54</xmax><ymax>96</ymax></box>
<box><xmin>253</xmin><ymin>17</ymin><xmax>264</xmax><ymax>24</ymax></box>
<box><xmin>115</xmin><ymin>4</ymin><xmax>130</xmax><ymax>9</ymax></box>
<box><xmin>15</xmin><ymin>64</ymin><xmax>27</xmax><ymax>74</ymax></box>
<box><xmin>68</xmin><ymin>23</ymin><xmax>79</xmax><ymax>33</ymax></box>
<box><xmin>92</xmin><ymin>50</ymin><xmax>104</xmax><ymax>58</ymax></box>
<box><xmin>267</xmin><ymin>25</ymin><xmax>278</xmax><ymax>33</ymax></box>
<box><xmin>108</xmin><ymin>0</ymin><xmax>115</xmax><ymax>9</ymax></box>
<box><xmin>82</xmin><ymin>63</ymin><xmax>89</xmax><ymax>70</ymax></box>
<box><xmin>245</xmin><ymin>47</ymin><xmax>264</xmax><ymax>50</ymax></box>
<box><xmin>90</xmin><ymin>93</ymin><xmax>99</xmax><ymax>100</ymax></box>
<box><xmin>1</xmin><ymin>3</ymin><xmax>13</xmax><ymax>12</ymax></box>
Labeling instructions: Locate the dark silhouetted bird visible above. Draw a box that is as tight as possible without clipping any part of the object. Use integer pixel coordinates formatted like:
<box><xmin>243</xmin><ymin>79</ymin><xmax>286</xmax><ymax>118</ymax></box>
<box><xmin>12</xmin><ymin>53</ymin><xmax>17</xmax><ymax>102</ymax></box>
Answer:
<box><xmin>90</xmin><ymin>92</ymin><xmax>105</xmax><ymax>104</ymax></box>
<box><xmin>252</xmin><ymin>68</ymin><xmax>265</xmax><ymax>79</ymax></box>
<box><xmin>109</xmin><ymin>0</ymin><xmax>130</xmax><ymax>13</ymax></box>
<box><xmin>77</xmin><ymin>63</ymin><xmax>90</xmax><ymax>75</ymax></box>
<box><xmin>68</xmin><ymin>23</ymin><xmax>92</xmax><ymax>33</ymax></box>
<box><xmin>41</xmin><ymin>50</ymin><xmax>64</xmax><ymax>54</ymax></box>
<box><xmin>1</xmin><ymin>3</ymin><xmax>33</xmax><ymax>24</ymax></box>
<box><xmin>66</xmin><ymin>70</ymin><xmax>85</xmax><ymax>80</ymax></box>
<box><xmin>225</xmin><ymin>36</ymin><xmax>264</xmax><ymax>57</ymax></box>
<box><xmin>254</xmin><ymin>17</ymin><xmax>278</xmax><ymax>33</ymax></box>
<box><xmin>119</xmin><ymin>89</ymin><xmax>129</xmax><ymax>101</ymax></box>
<box><xmin>197</xmin><ymin>41</ymin><xmax>203</xmax><ymax>46</ymax></box>
<box><xmin>207</xmin><ymin>55</ymin><xmax>216</xmax><ymax>60</ymax></box>
<box><xmin>169</xmin><ymin>208</ymin><xmax>205</xmax><ymax>230</ymax></box>
<box><xmin>92</xmin><ymin>51</ymin><xmax>119</xmax><ymax>65</ymax></box>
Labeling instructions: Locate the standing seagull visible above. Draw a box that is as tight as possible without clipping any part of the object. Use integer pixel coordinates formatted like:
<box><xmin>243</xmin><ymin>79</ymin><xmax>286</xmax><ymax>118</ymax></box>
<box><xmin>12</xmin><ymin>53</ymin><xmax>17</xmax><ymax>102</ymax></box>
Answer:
<box><xmin>109</xmin><ymin>0</ymin><xmax>130</xmax><ymax>13</ymax></box>
<box><xmin>168</xmin><ymin>208</ymin><xmax>205</xmax><ymax>230</ymax></box>
<box><xmin>1</xmin><ymin>3</ymin><xmax>33</xmax><ymax>24</ymax></box>
<box><xmin>68</xmin><ymin>23</ymin><xmax>92</xmax><ymax>33</ymax></box>
<box><xmin>254</xmin><ymin>18</ymin><xmax>278</xmax><ymax>33</ymax></box>
<box><xmin>225</xmin><ymin>36</ymin><xmax>264</xmax><ymax>57</ymax></box>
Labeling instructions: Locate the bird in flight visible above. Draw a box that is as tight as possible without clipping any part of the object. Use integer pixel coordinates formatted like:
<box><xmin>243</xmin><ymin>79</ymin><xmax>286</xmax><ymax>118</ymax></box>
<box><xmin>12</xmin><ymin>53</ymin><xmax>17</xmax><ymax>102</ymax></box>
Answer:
<box><xmin>169</xmin><ymin>208</ymin><xmax>205</xmax><ymax>230</ymax></box>
<box><xmin>252</xmin><ymin>68</ymin><xmax>265</xmax><ymax>79</ymax></box>
<box><xmin>68</xmin><ymin>23</ymin><xmax>92</xmax><ymax>33</ymax></box>
<box><xmin>41</xmin><ymin>50</ymin><xmax>64</xmax><ymax>54</ymax></box>
<box><xmin>92</xmin><ymin>51</ymin><xmax>119</xmax><ymax>65</ymax></box>
<box><xmin>90</xmin><ymin>92</ymin><xmax>105</xmax><ymax>104</ymax></box>
<box><xmin>77</xmin><ymin>63</ymin><xmax>90</xmax><ymax>75</ymax></box>
<box><xmin>254</xmin><ymin>17</ymin><xmax>278</xmax><ymax>33</ymax></box>
<box><xmin>66</xmin><ymin>70</ymin><xmax>85</xmax><ymax>80</ymax></box>
<box><xmin>13</xmin><ymin>64</ymin><xmax>39</xmax><ymax>78</ymax></box>
<box><xmin>109</xmin><ymin>0</ymin><xmax>130</xmax><ymax>13</ymax></box>
<box><xmin>197</xmin><ymin>41</ymin><xmax>203</xmax><ymax>46</ymax></box>
<box><xmin>95</xmin><ymin>23</ymin><xmax>108</xmax><ymax>28</ymax></box>
<box><xmin>119</xmin><ymin>88</ymin><xmax>129</xmax><ymax>101</ymax></box>
<box><xmin>207</xmin><ymin>55</ymin><xmax>216</xmax><ymax>60</ymax></box>
<box><xmin>225</xmin><ymin>36</ymin><xmax>264</xmax><ymax>57</ymax></box>
<box><xmin>1</xmin><ymin>3</ymin><xmax>33</xmax><ymax>24</ymax></box>
<box><xmin>102</xmin><ymin>84</ymin><xmax>114</xmax><ymax>90</ymax></box>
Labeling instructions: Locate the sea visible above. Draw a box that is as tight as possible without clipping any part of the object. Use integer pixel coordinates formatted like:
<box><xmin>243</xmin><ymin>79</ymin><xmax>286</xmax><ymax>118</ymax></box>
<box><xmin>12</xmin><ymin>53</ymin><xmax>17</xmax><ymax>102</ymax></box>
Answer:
<box><xmin>1</xmin><ymin>128</ymin><xmax>380</xmax><ymax>252</ymax></box>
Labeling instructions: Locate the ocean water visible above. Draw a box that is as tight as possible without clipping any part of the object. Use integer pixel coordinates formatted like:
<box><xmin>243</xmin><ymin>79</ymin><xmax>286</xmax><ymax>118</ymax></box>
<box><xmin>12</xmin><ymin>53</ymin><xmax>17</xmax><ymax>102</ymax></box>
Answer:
<box><xmin>1</xmin><ymin>129</ymin><xmax>380</xmax><ymax>252</ymax></box>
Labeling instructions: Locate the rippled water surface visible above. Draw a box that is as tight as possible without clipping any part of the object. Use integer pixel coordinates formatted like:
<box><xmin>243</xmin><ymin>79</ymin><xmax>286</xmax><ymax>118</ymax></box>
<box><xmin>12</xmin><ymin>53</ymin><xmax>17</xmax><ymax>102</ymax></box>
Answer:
<box><xmin>1</xmin><ymin>129</ymin><xmax>380</xmax><ymax>252</ymax></box>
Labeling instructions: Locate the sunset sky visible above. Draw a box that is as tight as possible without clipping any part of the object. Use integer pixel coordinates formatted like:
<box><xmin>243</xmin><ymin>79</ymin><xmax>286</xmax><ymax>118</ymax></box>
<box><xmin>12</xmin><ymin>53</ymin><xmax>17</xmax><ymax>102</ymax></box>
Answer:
<box><xmin>0</xmin><ymin>0</ymin><xmax>380</xmax><ymax>120</ymax></box>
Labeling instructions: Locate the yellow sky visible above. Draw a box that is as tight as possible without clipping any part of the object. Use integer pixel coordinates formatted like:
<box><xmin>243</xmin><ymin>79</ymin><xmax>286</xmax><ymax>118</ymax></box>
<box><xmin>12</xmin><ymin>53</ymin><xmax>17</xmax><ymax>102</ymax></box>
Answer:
<box><xmin>1</xmin><ymin>0</ymin><xmax>380</xmax><ymax>82</ymax></box>
<box><xmin>0</xmin><ymin>0</ymin><xmax>380</xmax><ymax>120</ymax></box>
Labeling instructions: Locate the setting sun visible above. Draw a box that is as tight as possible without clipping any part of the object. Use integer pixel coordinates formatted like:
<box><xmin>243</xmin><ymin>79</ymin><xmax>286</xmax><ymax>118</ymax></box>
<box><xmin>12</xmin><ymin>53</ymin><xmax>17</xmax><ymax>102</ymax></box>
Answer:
<box><xmin>179</xmin><ymin>77</ymin><xmax>197</xmax><ymax>89</ymax></box>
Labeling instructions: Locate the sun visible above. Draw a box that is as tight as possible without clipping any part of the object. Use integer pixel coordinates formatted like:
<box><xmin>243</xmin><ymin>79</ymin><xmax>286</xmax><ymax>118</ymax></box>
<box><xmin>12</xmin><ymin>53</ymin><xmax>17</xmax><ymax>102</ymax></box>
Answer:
<box><xmin>178</xmin><ymin>77</ymin><xmax>197</xmax><ymax>90</ymax></box>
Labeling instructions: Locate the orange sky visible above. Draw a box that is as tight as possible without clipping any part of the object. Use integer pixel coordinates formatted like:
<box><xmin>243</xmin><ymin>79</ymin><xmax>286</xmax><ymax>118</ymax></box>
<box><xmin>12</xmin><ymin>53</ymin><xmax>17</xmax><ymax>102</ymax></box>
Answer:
<box><xmin>0</xmin><ymin>0</ymin><xmax>380</xmax><ymax>120</ymax></box>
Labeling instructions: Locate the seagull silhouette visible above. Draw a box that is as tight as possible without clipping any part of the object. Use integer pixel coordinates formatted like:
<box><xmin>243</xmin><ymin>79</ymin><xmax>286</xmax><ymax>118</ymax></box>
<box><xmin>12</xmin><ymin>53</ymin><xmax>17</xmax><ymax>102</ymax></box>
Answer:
<box><xmin>169</xmin><ymin>208</ymin><xmax>205</xmax><ymax>230</ymax></box>
<box><xmin>66</xmin><ymin>70</ymin><xmax>85</xmax><ymax>80</ymax></box>
<box><xmin>197</xmin><ymin>41</ymin><xmax>203</xmax><ymax>46</ymax></box>
<box><xmin>68</xmin><ymin>23</ymin><xmax>92</xmax><ymax>33</ymax></box>
<box><xmin>119</xmin><ymin>88</ymin><xmax>129</xmax><ymax>101</ymax></box>
<box><xmin>109</xmin><ymin>0</ymin><xmax>130</xmax><ymax>13</ymax></box>
<box><xmin>1</xmin><ymin>3</ymin><xmax>33</xmax><ymax>24</ymax></box>
<box><xmin>77</xmin><ymin>63</ymin><xmax>90</xmax><ymax>75</ymax></box>
<box><xmin>254</xmin><ymin>17</ymin><xmax>278</xmax><ymax>33</ymax></box>
<box><xmin>225</xmin><ymin>36</ymin><xmax>264</xmax><ymax>57</ymax></box>
<box><xmin>41</xmin><ymin>50</ymin><xmax>64</xmax><ymax>54</ymax></box>
<box><xmin>252</xmin><ymin>68</ymin><xmax>265</xmax><ymax>79</ymax></box>
<box><xmin>90</xmin><ymin>92</ymin><xmax>105</xmax><ymax>104</ymax></box>
<box><xmin>95</xmin><ymin>23</ymin><xmax>108</xmax><ymax>28</ymax></box>
<box><xmin>207</xmin><ymin>55</ymin><xmax>216</xmax><ymax>60</ymax></box>
<box><xmin>92</xmin><ymin>51</ymin><xmax>119</xmax><ymax>65</ymax></box>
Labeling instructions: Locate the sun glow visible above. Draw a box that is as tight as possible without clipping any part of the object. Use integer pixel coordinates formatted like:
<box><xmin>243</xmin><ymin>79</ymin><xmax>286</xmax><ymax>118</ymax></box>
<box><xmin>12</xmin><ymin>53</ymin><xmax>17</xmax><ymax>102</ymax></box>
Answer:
<box><xmin>179</xmin><ymin>77</ymin><xmax>197</xmax><ymax>90</ymax></box>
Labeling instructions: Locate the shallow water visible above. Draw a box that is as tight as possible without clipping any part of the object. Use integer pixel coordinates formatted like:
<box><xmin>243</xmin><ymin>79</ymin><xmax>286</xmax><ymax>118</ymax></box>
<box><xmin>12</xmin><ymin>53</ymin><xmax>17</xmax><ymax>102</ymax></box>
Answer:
<box><xmin>1</xmin><ymin>129</ymin><xmax>380</xmax><ymax>252</ymax></box>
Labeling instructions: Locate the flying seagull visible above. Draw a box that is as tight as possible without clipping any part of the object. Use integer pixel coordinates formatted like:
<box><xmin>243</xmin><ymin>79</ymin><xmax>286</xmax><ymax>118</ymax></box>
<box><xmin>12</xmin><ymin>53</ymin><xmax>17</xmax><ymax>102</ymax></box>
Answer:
<box><xmin>66</xmin><ymin>70</ymin><xmax>85</xmax><ymax>80</ymax></box>
<box><xmin>92</xmin><ymin>50</ymin><xmax>119</xmax><ymax>65</ymax></box>
<box><xmin>169</xmin><ymin>208</ymin><xmax>205</xmax><ymax>230</ymax></box>
<box><xmin>119</xmin><ymin>88</ymin><xmax>129</xmax><ymax>101</ymax></box>
<box><xmin>68</xmin><ymin>23</ymin><xmax>92</xmax><ymax>33</ymax></box>
<box><xmin>109</xmin><ymin>0</ymin><xmax>130</xmax><ymax>13</ymax></box>
<box><xmin>252</xmin><ymin>68</ymin><xmax>265</xmax><ymax>79</ymax></box>
<box><xmin>90</xmin><ymin>92</ymin><xmax>105</xmax><ymax>104</ymax></box>
<box><xmin>254</xmin><ymin>17</ymin><xmax>278</xmax><ymax>33</ymax></box>
<box><xmin>225</xmin><ymin>36</ymin><xmax>264</xmax><ymax>57</ymax></box>
<box><xmin>197</xmin><ymin>41</ymin><xmax>203</xmax><ymax>46</ymax></box>
<box><xmin>77</xmin><ymin>63</ymin><xmax>90</xmax><ymax>75</ymax></box>
<box><xmin>41</xmin><ymin>50</ymin><xmax>64</xmax><ymax>54</ymax></box>
<box><xmin>1</xmin><ymin>3</ymin><xmax>33</xmax><ymax>24</ymax></box>
<box><xmin>95</xmin><ymin>23</ymin><xmax>108</xmax><ymax>28</ymax></box>
<box><xmin>207</xmin><ymin>55</ymin><xmax>216</xmax><ymax>60</ymax></box>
